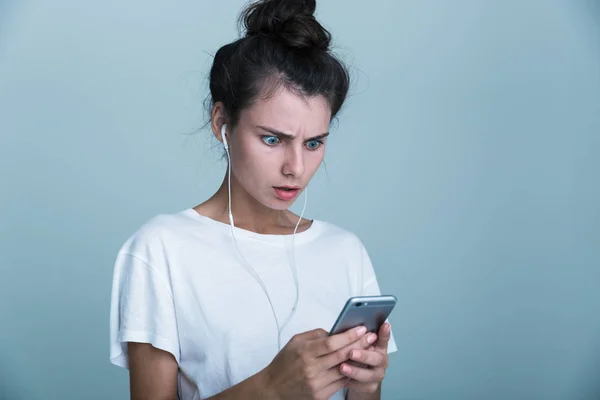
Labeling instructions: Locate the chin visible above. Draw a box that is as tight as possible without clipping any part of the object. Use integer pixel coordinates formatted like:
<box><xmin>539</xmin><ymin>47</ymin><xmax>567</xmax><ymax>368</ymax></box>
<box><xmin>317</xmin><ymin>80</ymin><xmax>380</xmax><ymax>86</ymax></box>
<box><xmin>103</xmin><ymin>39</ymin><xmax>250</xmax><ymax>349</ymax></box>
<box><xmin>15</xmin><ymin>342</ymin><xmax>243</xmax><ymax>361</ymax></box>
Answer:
<box><xmin>264</xmin><ymin>198</ymin><xmax>293</xmax><ymax>211</ymax></box>
<box><xmin>259</xmin><ymin>192</ymin><xmax>296</xmax><ymax>210</ymax></box>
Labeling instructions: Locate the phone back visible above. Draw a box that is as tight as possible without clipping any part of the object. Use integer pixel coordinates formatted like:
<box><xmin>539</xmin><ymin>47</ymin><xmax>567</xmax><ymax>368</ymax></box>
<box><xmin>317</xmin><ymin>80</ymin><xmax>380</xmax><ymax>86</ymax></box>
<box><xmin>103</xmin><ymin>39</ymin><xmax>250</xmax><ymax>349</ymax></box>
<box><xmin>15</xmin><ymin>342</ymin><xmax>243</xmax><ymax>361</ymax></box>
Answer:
<box><xmin>329</xmin><ymin>295</ymin><xmax>397</xmax><ymax>335</ymax></box>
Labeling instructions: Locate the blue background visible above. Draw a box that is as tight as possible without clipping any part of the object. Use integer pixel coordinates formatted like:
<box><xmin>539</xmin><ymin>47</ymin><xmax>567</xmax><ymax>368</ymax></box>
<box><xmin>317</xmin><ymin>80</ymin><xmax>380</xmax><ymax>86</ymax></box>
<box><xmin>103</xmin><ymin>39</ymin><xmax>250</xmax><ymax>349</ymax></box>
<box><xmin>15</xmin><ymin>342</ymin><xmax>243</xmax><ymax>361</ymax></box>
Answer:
<box><xmin>1</xmin><ymin>1</ymin><xmax>599</xmax><ymax>399</ymax></box>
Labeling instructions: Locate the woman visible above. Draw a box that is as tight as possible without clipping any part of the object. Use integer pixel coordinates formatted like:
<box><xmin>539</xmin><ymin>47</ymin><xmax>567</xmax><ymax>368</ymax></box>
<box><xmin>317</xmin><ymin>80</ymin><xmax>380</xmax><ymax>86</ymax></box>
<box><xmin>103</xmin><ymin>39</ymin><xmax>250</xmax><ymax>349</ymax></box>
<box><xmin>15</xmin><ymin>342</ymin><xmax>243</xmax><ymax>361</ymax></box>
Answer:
<box><xmin>109</xmin><ymin>0</ymin><xmax>397</xmax><ymax>399</ymax></box>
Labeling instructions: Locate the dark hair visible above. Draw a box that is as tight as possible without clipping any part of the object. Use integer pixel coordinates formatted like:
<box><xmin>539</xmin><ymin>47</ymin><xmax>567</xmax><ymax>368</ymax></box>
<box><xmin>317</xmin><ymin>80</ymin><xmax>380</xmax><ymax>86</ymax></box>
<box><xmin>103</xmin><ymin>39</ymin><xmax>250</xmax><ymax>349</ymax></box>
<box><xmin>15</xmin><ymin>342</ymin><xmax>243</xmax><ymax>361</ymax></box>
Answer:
<box><xmin>207</xmin><ymin>0</ymin><xmax>350</xmax><ymax>128</ymax></box>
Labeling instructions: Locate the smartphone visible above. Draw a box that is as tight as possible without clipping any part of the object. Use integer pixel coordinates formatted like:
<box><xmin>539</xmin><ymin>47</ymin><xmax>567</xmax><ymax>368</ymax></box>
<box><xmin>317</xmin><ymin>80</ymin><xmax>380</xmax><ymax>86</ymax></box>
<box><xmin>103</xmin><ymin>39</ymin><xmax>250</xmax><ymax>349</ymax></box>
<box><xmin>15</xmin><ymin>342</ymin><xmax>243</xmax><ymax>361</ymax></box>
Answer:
<box><xmin>328</xmin><ymin>295</ymin><xmax>397</xmax><ymax>336</ymax></box>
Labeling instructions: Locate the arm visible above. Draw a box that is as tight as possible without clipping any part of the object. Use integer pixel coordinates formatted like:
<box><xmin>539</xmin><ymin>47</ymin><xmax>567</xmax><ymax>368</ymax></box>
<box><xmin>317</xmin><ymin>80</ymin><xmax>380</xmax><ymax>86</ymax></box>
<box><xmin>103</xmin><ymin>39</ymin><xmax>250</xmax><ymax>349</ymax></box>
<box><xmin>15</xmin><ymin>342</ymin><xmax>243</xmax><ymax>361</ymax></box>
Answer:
<box><xmin>205</xmin><ymin>370</ymin><xmax>276</xmax><ymax>400</ymax></box>
<box><xmin>128</xmin><ymin>342</ymin><xmax>277</xmax><ymax>400</ymax></box>
<box><xmin>128</xmin><ymin>343</ymin><xmax>178</xmax><ymax>400</ymax></box>
<box><xmin>346</xmin><ymin>384</ymin><xmax>381</xmax><ymax>400</ymax></box>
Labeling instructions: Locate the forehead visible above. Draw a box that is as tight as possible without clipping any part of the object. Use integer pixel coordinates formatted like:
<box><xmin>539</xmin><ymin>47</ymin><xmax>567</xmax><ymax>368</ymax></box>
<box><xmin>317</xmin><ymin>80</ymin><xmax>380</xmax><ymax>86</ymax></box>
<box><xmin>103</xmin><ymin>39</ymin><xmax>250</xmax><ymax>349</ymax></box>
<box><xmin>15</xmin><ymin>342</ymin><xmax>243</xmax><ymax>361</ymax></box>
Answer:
<box><xmin>240</xmin><ymin>86</ymin><xmax>331</xmax><ymax>135</ymax></box>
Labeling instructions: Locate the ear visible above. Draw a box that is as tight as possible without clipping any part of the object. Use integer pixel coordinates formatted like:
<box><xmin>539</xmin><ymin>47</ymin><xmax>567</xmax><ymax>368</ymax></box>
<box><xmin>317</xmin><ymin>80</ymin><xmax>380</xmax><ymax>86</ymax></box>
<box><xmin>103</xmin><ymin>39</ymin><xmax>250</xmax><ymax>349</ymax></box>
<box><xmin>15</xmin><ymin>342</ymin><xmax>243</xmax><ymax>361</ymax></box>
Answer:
<box><xmin>211</xmin><ymin>102</ymin><xmax>228</xmax><ymax>144</ymax></box>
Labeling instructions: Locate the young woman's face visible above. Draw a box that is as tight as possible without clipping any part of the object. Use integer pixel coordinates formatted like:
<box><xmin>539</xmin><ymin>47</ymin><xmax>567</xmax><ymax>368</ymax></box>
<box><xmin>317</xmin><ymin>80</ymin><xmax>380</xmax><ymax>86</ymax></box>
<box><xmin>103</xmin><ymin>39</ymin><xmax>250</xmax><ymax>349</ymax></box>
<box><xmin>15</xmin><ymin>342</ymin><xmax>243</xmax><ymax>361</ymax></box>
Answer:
<box><xmin>225</xmin><ymin>87</ymin><xmax>331</xmax><ymax>211</ymax></box>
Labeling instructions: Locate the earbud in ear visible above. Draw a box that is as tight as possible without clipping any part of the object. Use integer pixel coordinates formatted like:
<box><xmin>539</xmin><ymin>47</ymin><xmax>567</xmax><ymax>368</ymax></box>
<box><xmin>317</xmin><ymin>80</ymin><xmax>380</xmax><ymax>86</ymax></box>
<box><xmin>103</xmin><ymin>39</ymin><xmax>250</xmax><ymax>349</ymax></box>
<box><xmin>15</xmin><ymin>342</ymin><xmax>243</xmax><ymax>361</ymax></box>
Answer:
<box><xmin>221</xmin><ymin>124</ymin><xmax>228</xmax><ymax>150</ymax></box>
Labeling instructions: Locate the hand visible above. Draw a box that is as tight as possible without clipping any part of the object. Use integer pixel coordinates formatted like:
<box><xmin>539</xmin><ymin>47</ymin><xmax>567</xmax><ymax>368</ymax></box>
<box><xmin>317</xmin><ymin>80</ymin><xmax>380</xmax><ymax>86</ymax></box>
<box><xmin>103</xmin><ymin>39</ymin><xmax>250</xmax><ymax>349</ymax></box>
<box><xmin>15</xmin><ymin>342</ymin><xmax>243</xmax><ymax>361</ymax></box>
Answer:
<box><xmin>339</xmin><ymin>322</ymin><xmax>392</xmax><ymax>394</ymax></box>
<box><xmin>261</xmin><ymin>326</ymin><xmax>378</xmax><ymax>400</ymax></box>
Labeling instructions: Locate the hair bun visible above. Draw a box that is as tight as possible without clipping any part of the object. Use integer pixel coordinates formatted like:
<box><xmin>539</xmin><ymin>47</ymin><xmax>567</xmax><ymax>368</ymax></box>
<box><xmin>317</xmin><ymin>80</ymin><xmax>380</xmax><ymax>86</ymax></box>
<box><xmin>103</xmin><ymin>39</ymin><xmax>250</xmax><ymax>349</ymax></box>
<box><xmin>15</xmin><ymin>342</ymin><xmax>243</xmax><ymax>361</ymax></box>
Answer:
<box><xmin>240</xmin><ymin>0</ymin><xmax>331</xmax><ymax>50</ymax></box>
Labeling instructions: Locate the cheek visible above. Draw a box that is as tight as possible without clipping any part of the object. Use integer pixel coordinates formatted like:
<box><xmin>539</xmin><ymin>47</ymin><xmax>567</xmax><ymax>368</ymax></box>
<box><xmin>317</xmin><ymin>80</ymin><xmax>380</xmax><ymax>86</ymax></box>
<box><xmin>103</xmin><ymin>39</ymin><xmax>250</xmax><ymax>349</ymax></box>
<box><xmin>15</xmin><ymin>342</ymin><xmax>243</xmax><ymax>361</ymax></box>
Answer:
<box><xmin>232</xmin><ymin>143</ymin><xmax>277</xmax><ymax>185</ymax></box>
<box><xmin>305</xmin><ymin>151</ymin><xmax>325</xmax><ymax>177</ymax></box>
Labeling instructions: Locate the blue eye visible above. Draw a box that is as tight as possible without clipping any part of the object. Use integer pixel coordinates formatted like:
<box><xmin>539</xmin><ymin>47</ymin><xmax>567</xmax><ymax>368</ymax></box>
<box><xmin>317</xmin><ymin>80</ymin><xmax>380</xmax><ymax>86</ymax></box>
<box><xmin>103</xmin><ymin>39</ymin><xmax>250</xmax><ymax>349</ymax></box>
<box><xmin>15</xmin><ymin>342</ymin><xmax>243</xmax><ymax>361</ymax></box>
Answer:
<box><xmin>306</xmin><ymin>140</ymin><xmax>322</xmax><ymax>150</ymax></box>
<box><xmin>262</xmin><ymin>136</ymin><xmax>280</xmax><ymax>146</ymax></box>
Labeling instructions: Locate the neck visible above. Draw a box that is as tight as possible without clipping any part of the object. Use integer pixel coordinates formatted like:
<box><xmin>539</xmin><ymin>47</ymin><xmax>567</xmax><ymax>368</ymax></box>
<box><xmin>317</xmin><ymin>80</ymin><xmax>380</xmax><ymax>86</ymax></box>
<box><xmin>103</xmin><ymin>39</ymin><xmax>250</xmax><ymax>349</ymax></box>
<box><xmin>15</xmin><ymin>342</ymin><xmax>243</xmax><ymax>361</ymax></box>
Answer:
<box><xmin>209</xmin><ymin>173</ymin><xmax>296</xmax><ymax>233</ymax></box>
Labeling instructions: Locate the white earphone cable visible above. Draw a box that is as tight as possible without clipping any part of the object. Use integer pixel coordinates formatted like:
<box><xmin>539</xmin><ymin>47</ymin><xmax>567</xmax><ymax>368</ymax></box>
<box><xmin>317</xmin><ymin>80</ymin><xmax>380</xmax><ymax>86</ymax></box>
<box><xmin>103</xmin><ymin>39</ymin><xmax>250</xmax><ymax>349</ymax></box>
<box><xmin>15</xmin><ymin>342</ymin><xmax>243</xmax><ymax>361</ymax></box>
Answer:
<box><xmin>223</xmin><ymin>125</ymin><xmax>307</xmax><ymax>351</ymax></box>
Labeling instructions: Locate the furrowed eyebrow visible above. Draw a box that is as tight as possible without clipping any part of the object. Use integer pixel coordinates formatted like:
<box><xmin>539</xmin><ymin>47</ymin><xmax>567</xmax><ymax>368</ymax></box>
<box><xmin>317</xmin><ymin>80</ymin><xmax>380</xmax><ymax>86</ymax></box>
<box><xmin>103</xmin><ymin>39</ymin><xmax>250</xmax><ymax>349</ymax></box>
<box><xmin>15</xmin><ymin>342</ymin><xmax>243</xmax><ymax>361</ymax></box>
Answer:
<box><xmin>256</xmin><ymin>125</ymin><xmax>329</xmax><ymax>141</ymax></box>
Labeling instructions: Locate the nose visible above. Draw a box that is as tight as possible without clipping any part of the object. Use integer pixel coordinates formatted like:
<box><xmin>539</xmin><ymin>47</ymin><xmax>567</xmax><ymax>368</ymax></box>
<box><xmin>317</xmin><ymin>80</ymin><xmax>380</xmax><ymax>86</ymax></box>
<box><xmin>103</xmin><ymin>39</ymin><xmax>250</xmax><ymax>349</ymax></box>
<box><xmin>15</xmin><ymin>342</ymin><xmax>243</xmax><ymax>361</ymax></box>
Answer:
<box><xmin>281</xmin><ymin>145</ymin><xmax>305</xmax><ymax>178</ymax></box>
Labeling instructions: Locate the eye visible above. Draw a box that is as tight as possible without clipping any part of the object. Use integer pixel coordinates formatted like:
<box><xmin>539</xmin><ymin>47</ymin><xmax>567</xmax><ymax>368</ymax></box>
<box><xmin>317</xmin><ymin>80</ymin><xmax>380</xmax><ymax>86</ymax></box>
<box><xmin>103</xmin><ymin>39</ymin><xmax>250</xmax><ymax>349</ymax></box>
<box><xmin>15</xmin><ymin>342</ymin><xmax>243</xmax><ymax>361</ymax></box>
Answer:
<box><xmin>305</xmin><ymin>140</ymin><xmax>323</xmax><ymax>150</ymax></box>
<box><xmin>262</xmin><ymin>135</ymin><xmax>280</xmax><ymax>146</ymax></box>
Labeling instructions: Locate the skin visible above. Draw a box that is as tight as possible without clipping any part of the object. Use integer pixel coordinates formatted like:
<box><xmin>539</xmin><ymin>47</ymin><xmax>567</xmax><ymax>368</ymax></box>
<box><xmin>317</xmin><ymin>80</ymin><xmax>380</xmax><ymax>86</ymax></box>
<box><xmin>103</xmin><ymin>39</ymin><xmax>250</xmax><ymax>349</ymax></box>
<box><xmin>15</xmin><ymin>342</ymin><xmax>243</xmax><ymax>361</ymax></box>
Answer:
<box><xmin>127</xmin><ymin>86</ymin><xmax>391</xmax><ymax>400</ymax></box>
<box><xmin>195</xmin><ymin>86</ymin><xmax>331</xmax><ymax>234</ymax></box>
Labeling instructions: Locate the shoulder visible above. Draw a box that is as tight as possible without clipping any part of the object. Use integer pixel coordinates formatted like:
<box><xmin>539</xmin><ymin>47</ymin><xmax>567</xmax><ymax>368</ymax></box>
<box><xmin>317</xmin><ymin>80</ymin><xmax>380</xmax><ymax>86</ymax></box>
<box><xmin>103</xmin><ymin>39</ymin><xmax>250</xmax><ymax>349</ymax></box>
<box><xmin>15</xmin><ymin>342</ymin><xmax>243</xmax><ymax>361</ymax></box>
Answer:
<box><xmin>315</xmin><ymin>219</ymin><xmax>367</xmax><ymax>250</ymax></box>
<box><xmin>116</xmin><ymin>209</ymin><xmax>198</xmax><ymax>261</ymax></box>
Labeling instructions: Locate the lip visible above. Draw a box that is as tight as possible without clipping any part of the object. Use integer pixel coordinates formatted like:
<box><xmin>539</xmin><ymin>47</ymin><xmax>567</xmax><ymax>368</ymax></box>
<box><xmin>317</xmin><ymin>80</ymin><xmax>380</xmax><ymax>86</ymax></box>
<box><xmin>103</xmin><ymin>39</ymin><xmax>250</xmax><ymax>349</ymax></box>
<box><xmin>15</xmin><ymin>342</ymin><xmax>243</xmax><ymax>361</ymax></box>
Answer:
<box><xmin>273</xmin><ymin>186</ymin><xmax>301</xmax><ymax>201</ymax></box>
<box><xmin>275</xmin><ymin>186</ymin><xmax>301</xmax><ymax>190</ymax></box>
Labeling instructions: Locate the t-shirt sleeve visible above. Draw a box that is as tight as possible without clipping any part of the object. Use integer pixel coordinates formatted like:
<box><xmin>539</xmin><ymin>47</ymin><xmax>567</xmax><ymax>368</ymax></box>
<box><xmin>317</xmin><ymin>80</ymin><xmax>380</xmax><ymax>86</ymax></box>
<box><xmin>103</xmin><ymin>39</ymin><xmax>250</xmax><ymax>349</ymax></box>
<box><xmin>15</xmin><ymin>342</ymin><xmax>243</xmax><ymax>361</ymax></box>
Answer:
<box><xmin>358</xmin><ymin>242</ymin><xmax>399</xmax><ymax>355</ymax></box>
<box><xmin>109</xmin><ymin>252</ymin><xmax>180</xmax><ymax>368</ymax></box>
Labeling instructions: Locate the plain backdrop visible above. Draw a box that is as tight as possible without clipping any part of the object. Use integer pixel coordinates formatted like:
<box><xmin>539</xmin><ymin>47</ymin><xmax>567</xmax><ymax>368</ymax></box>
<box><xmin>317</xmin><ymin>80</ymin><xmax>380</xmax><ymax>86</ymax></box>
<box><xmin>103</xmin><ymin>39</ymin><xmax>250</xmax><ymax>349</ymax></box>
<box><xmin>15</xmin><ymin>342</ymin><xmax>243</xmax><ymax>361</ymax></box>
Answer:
<box><xmin>1</xmin><ymin>1</ymin><xmax>599</xmax><ymax>399</ymax></box>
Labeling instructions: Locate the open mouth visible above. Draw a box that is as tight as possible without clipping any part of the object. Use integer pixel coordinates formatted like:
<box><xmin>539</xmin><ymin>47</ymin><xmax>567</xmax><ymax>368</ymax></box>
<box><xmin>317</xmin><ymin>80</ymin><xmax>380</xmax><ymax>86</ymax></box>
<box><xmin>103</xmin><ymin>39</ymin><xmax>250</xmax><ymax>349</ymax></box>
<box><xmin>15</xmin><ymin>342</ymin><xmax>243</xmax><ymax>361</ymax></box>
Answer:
<box><xmin>273</xmin><ymin>186</ymin><xmax>301</xmax><ymax>200</ymax></box>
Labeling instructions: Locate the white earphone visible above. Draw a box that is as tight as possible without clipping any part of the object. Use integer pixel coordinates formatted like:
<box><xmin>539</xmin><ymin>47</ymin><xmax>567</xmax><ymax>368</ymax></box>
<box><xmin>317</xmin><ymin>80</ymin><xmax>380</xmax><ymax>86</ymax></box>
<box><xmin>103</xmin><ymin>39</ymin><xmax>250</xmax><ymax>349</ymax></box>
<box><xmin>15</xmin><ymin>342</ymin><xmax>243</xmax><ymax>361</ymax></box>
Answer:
<box><xmin>221</xmin><ymin>124</ymin><xmax>307</xmax><ymax>351</ymax></box>
<box><xmin>221</xmin><ymin>124</ymin><xmax>229</xmax><ymax>150</ymax></box>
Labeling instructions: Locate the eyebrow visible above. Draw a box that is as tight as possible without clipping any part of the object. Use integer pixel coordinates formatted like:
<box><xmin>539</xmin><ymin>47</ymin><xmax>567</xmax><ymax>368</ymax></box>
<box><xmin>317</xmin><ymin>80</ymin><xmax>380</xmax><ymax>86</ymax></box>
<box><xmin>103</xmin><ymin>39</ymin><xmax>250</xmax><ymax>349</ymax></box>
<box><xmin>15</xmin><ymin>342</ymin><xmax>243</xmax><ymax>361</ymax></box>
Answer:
<box><xmin>256</xmin><ymin>125</ymin><xmax>329</xmax><ymax>141</ymax></box>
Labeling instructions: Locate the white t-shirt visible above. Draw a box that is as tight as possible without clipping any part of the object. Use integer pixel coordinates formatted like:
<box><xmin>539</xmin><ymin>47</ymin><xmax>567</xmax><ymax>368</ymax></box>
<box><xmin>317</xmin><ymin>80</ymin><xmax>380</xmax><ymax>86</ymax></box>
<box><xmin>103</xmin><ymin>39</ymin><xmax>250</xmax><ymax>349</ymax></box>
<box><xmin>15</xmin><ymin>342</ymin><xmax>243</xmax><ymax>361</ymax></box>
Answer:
<box><xmin>109</xmin><ymin>208</ymin><xmax>397</xmax><ymax>399</ymax></box>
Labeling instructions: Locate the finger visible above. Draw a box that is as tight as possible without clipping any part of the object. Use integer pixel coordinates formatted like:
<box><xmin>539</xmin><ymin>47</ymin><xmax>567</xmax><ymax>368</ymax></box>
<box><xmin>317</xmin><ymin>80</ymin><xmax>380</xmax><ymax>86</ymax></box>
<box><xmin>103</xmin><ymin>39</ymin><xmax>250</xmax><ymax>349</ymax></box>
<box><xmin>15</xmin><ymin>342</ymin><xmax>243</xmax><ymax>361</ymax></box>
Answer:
<box><xmin>349</xmin><ymin>349</ymin><xmax>387</xmax><ymax>369</ymax></box>
<box><xmin>319</xmin><ymin>332</ymin><xmax>378</xmax><ymax>370</ymax></box>
<box><xmin>346</xmin><ymin>359</ymin><xmax>370</xmax><ymax>369</ymax></box>
<box><xmin>294</xmin><ymin>328</ymin><xmax>329</xmax><ymax>342</ymax></box>
<box><xmin>317</xmin><ymin>376</ymin><xmax>350</xmax><ymax>400</ymax></box>
<box><xmin>374</xmin><ymin>322</ymin><xmax>391</xmax><ymax>352</ymax></box>
<box><xmin>308</xmin><ymin>326</ymin><xmax>367</xmax><ymax>357</ymax></box>
<box><xmin>314</xmin><ymin>365</ymin><xmax>346</xmax><ymax>388</ymax></box>
<box><xmin>340</xmin><ymin>362</ymin><xmax>385</xmax><ymax>383</ymax></box>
